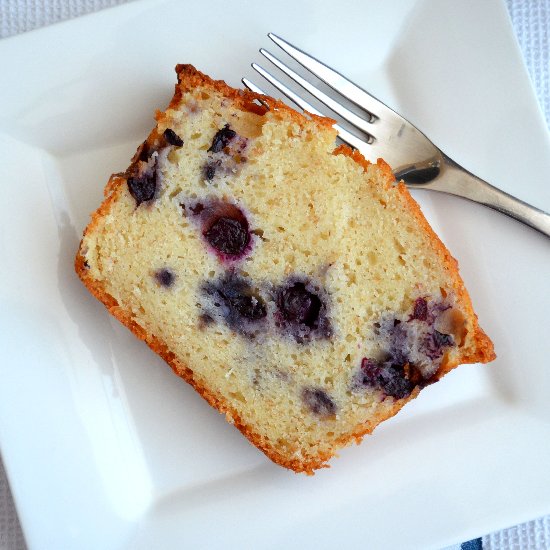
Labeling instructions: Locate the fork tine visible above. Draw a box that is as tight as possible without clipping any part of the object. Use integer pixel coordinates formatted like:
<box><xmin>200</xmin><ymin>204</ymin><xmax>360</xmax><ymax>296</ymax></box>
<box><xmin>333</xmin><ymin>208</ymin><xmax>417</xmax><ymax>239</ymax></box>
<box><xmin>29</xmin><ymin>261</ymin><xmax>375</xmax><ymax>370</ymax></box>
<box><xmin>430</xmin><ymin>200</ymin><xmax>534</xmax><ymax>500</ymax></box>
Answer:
<box><xmin>259</xmin><ymin>49</ymin><xmax>374</xmax><ymax>138</ymax></box>
<box><xmin>241</xmin><ymin>77</ymin><xmax>266</xmax><ymax>95</ymax></box>
<box><xmin>251</xmin><ymin>63</ymin><xmax>322</xmax><ymax>115</ymax></box>
<box><xmin>241</xmin><ymin>78</ymin><xmax>271</xmax><ymax>109</ymax></box>
<box><xmin>268</xmin><ymin>33</ymin><xmax>396</xmax><ymax>121</ymax></box>
<box><xmin>248</xmin><ymin>65</ymin><xmax>369</xmax><ymax>151</ymax></box>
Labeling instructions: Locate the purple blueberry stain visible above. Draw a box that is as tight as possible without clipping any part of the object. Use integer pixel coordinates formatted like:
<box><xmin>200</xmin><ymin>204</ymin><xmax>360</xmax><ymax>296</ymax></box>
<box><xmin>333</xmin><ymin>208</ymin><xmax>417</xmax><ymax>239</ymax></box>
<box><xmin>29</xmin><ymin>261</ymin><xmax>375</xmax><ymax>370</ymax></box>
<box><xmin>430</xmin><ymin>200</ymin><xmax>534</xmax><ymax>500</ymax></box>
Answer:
<box><xmin>377</xmin><ymin>318</ymin><xmax>409</xmax><ymax>367</ymax></box>
<box><xmin>190</xmin><ymin>202</ymin><xmax>205</xmax><ymax>215</ymax></box>
<box><xmin>301</xmin><ymin>387</ymin><xmax>337</xmax><ymax>417</ymax></box>
<box><xmin>163</xmin><ymin>128</ymin><xmax>184</xmax><ymax>147</ymax></box>
<box><xmin>198</xmin><ymin>273</ymin><xmax>331</xmax><ymax>342</ymax></box>
<box><xmin>409</xmin><ymin>297</ymin><xmax>428</xmax><ymax>322</ymax></box>
<box><xmin>424</xmin><ymin>330</ymin><xmax>454</xmax><ymax>360</ymax></box>
<box><xmin>154</xmin><ymin>268</ymin><xmax>175</xmax><ymax>288</ymax></box>
<box><xmin>352</xmin><ymin>296</ymin><xmax>458</xmax><ymax>397</ymax></box>
<box><xmin>433</xmin><ymin>330</ymin><xmax>454</xmax><ymax>348</ymax></box>
<box><xmin>208</xmin><ymin>124</ymin><xmax>237</xmax><ymax>153</ymax></box>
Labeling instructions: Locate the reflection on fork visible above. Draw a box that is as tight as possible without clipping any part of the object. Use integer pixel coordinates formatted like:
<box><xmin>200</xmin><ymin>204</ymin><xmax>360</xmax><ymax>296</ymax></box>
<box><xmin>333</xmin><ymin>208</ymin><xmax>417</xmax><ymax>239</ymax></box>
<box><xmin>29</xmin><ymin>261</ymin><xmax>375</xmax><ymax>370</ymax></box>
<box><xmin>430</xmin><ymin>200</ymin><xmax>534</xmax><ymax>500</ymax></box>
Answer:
<box><xmin>243</xmin><ymin>33</ymin><xmax>550</xmax><ymax>238</ymax></box>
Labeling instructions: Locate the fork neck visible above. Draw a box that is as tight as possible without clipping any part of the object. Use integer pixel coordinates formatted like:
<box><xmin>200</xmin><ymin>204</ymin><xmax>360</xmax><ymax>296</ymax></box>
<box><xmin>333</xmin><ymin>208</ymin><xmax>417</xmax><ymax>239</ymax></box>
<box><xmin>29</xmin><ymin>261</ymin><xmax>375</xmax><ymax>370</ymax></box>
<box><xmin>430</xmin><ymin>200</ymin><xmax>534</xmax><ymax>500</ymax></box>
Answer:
<box><xmin>433</xmin><ymin>155</ymin><xmax>550</xmax><ymax>238</ymax></box>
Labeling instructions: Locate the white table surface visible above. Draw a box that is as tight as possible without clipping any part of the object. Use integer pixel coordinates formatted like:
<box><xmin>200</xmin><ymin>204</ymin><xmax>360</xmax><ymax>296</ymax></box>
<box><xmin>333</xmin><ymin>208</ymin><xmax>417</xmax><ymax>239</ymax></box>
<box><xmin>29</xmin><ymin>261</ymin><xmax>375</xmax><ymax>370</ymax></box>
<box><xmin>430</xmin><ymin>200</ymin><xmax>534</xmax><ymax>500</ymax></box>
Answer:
<box><xmin>0</xmin><ymin>1</ymin><xmax>548</xmax><ymax>549</ymax></box>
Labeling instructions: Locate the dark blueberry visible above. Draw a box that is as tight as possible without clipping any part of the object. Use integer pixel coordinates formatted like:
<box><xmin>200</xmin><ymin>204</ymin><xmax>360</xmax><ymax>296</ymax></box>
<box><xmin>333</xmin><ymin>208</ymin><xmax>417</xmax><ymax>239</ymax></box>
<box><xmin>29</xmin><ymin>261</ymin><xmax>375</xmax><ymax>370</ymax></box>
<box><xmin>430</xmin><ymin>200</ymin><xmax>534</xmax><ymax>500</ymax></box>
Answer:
<box><xmin>356</xmin><ymin>358</ymin><xmax>414</xmax><ymax>399</ymax></box>
<box><xmin>278</xmin><ymin>283</ymin><xmax>322</xmax><ymax>328</ymax></box>
<box><xmin>155</xmin><ymin>268</ymin><xmax>175</xmax><ymax>288</ymax></box>
<box><xmin>163</xmin><ymin>128</ymin><xmax>184</xmax><ymax>147</ymax></box>
<box><xmin>208</xmin><ymin>124</ymin><xmax>237</xmax><ymax>153</ymax></box>
<box><xmin>410</xmin><ymin>297</ymin><xmax>428</xmax><ymax>322</ymax></box>
<box><xmin>203</xmin><ymin>273</ymin><xmax>266</xmax><ymax>333</ymax></box>
<box><xmin>274</xmin><ymin>279</ymin><xmax>331</xmax><ymax>342</ymax></box>
<box><xmin>204</xmin><ymin>217</ymin><xmax>249</xmax><ymax>256</ymax></box>
<box><xmin>187</xmin><ymin>200</ymin><xmax>252</xmax><ymax>261</ymax></box>
<box><xmin>204</xmin><ymin>160</ymin><xmax>221</xmax><ymax>180</ymax></box>
<box><xmin>127</xmin><ymin>172</ymin><xmax>156</xmax><ymax>206</ymax></box>
<box><xmin>137</xmin><ymin>141</ymin><xmax>152</xmax><ymax>162</ymax></box>
<box><xmin>215</xmin><ymin>278</ymin><xmax>267</xmax><ymax>320</ymax></box>
<box><xmin>230</xmin><ymin>294</ymin><xmax>265</xmax><ymax>320</ymax></box>
<box><xmin>301</xmin><ymin>387</ymin><xmax>337</xmax><ymax>417</ymax></box>
<box><xmin>83</xmin><ymin>260</ymin><xmax>90</xmax><ymax>269</ymax></box>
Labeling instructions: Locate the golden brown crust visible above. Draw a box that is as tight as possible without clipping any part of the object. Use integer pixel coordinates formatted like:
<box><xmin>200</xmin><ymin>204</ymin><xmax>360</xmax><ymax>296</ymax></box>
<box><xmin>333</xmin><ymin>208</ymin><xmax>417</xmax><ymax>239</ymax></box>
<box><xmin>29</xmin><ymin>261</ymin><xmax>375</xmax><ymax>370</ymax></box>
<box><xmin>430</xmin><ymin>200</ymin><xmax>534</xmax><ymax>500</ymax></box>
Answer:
<box><xmin>75</xmin><ymin>64</ymin><xmax>494</xmax><ymax>475</ymax></box>
<box><xmin>172</xmin><ymin>64</ymin><xmax>337</xmax><ymax>131</ymax></box>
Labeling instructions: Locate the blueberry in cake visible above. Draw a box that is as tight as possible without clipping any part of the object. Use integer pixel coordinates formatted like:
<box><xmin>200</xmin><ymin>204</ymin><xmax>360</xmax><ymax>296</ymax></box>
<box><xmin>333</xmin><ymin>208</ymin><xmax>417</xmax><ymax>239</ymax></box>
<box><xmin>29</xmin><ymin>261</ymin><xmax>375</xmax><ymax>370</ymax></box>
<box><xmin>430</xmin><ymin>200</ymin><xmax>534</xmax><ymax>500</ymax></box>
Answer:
<box><xmin>75</xmin><ymin>65</ymin><xmax>495</xmax><ymax>474</ymax></box>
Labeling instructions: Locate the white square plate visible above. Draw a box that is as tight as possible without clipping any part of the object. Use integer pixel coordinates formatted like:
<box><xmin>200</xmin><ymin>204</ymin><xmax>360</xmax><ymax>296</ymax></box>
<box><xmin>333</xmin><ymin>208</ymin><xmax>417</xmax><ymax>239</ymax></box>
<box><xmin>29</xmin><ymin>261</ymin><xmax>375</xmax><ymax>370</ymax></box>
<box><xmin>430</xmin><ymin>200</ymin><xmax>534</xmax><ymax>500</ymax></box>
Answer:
<box><xmin>1</xmin><ymin>1</ymin><xmax>549</xmax><ymax>548</ymax></box>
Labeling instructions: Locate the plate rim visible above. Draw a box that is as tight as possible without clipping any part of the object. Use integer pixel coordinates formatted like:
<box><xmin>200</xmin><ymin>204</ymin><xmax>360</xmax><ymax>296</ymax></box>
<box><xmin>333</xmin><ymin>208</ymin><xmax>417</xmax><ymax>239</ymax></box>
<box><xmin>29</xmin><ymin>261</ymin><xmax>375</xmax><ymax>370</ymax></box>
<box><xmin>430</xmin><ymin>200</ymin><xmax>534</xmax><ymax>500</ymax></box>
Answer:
<box><xmin>1</xmin><ymin>0</ymin><xmax>550</xmax><ymax>548</ymax></box>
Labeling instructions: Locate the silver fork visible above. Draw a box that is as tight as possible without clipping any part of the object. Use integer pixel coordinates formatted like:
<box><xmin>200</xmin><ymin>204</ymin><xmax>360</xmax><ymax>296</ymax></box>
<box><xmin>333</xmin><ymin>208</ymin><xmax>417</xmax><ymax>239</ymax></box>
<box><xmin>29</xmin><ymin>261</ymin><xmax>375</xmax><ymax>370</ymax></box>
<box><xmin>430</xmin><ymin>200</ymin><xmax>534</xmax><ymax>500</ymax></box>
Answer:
<box><xmin>243</xmin><ymin>33</ymin><xmax>550</xmax><ymax>238</ymax></box>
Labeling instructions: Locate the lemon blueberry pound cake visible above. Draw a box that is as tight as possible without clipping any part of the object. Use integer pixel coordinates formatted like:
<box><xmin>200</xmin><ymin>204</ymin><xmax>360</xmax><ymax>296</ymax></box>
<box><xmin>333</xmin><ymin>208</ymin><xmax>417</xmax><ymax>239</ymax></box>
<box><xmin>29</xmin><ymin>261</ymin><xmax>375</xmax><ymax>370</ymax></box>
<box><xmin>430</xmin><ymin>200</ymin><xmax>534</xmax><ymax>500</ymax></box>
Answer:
<box><xmin>75</xmin><ymin>65</ymin><xmax>495</xmax><ymax>474</ymax></box>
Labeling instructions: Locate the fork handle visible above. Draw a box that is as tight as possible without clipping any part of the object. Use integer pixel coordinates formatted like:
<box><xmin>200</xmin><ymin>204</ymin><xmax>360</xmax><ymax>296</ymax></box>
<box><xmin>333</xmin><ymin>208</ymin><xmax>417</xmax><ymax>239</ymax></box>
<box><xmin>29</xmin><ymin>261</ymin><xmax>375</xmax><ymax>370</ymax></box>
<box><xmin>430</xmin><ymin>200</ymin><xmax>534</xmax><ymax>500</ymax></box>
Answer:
<box><xmin>435</xmin><ymin>155</ymin><xmax>550</xmax><ymax>238</ymax></box>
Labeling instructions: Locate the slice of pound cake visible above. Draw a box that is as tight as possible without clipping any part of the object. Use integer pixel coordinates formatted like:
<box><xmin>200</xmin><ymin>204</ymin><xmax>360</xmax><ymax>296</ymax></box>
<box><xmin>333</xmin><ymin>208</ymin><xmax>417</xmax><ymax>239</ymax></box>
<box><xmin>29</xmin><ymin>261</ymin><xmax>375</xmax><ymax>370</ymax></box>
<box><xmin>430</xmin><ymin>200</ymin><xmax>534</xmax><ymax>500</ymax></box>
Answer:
<box><xmin>76</xmin><ymin>65</ymin><xmax>495</xmax><ymax>474</ymax></box>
